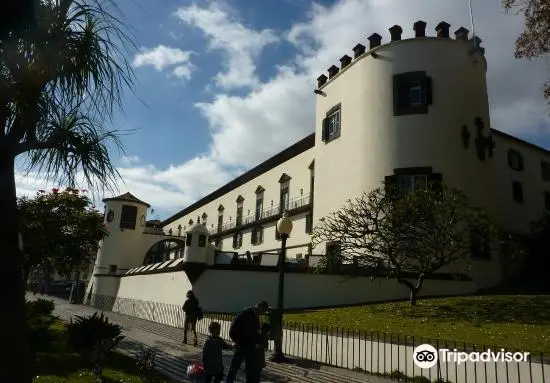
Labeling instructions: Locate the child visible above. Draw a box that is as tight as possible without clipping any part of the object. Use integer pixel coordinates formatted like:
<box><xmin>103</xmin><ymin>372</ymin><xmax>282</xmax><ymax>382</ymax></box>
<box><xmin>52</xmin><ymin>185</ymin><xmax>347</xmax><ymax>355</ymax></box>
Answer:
<box><xmin>202</xmin><ymin>321</ymin><xmax>230</xmax><ymax>383</ymax></box>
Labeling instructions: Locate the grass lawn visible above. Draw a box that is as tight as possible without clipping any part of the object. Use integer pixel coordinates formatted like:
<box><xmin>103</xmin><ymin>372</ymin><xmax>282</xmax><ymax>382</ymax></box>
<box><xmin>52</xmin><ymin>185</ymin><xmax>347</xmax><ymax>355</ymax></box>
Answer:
<box><xmin>284</xmin><ymin>295</ymin><xmax>550</xmax><ymax>354</ymax></box>
<box><xmin>33</xmin><ymin>320</ymin><xmax>176</xmax><ymax>382</ymax></box>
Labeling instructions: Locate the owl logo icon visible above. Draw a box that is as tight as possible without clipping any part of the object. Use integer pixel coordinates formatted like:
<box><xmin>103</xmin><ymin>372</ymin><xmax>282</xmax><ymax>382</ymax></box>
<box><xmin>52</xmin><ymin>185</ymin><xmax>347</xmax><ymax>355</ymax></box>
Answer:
<box><xmin>413</xmin><ymin>344</ymin><xmax>438</xmax><ymax>369</ymax></box>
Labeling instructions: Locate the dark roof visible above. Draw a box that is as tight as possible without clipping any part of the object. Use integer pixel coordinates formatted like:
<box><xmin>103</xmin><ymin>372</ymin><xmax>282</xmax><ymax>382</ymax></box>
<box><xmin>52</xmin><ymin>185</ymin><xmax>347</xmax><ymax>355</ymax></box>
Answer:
<box><xmin>162</xmin><ymin>132</ymin><xmax>315</xmax><ymax>226</ymax></box>
<box><xmin>103</xmin><ymin>192</ymin><xmax>151</xmax><ymax>208</ymax></box>
<box><xmin>490</xmin><ymin>128</ymin><xmax>549</xmax><ymax>154</ymax></box>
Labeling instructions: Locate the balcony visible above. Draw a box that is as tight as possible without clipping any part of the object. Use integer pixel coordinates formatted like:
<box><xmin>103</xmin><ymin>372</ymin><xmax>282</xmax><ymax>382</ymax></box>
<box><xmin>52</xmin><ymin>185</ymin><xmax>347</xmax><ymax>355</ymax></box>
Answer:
<box><xmin>209</xmin><ymin>194</ymin><xmax>311</xmax><ymax>235</ymax></box>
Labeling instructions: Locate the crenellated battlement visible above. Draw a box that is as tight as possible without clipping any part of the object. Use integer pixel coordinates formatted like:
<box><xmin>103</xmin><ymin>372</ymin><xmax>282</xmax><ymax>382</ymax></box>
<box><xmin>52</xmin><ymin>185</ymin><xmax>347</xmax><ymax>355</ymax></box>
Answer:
<box><xmin>316</xmin><ymin>20</ymin><xmax>484</xmax><ymax>89</ymax></box>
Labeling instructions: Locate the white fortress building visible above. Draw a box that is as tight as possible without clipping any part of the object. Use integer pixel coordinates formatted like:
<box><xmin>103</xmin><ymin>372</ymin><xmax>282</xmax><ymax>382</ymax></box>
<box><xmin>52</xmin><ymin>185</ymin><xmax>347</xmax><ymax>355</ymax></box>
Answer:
<box><xmin>85</xmin><ymin>21</ymin><xmax>550</xmax><ymax>317</ymax></box>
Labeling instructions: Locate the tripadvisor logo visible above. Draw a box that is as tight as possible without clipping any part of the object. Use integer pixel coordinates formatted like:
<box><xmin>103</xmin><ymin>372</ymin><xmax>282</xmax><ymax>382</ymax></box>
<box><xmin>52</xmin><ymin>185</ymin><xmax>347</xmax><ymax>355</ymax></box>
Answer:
<box><xmin>413</xmin><ymin>344</ymin><xmax>530</xmax><ymax>368</ymax></box>
<box><xmin>413</xmin><ymin>344</ymin><xmax>439</xmax><ymax>369</ymax></box>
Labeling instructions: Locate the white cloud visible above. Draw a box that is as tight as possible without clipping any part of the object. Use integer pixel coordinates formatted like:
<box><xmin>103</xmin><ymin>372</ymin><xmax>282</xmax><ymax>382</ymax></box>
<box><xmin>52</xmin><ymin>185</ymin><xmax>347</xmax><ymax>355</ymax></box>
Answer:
<box><xmin>132</xmin><ymin>45</ymin><xmax>195</xmax><ymax>80</ymax></box>
<box><xmin>120</xmin><ymin>155</ymin><xmax>140</xmax><ymax>165</ymax></box>
<box><xmin>14</xmin><ymin>156</ymin><xmax>236</xmax><ymax>218</ymax></box>
<box><xmin>15</xmin><ymin>0</ymin><xmax>550</xmax><ymax>220</ymax></box>
<box><xmin>174</xmin><ymin>3</ymin><xmax>279</xmax><ymax>90</ymax></box>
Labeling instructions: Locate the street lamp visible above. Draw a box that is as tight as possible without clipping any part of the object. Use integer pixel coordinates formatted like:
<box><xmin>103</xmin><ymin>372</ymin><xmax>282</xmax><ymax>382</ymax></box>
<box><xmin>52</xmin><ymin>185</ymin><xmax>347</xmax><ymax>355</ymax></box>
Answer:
<box><xmin>271</xmin><ymin>210</ymin><xmax>293</xmax><ymax>363</ymax></box>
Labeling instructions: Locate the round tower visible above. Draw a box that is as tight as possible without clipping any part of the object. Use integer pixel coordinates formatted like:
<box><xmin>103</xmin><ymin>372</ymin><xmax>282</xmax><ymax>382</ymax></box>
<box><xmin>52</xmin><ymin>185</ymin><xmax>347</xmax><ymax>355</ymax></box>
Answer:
<box><xmin>183</xmin><ymin>222</ymin><xmax>210</xmax><ymax>264</ymax></box>
<box><xmin>85</xmin><ymin>192</ymin><xmax>150</xmax><ymax>306</ymax></box>
<box><xmin>313</xmin><ymin>21</ymin><xmax>495</xmax><ymax>224</ymax></box>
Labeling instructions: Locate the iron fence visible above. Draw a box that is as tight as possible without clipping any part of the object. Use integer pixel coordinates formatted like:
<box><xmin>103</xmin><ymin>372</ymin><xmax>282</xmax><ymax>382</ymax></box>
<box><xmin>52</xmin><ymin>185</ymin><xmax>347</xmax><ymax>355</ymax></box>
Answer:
<box><xmin>83</xmin><ymin>294</ymin><xmax>549</xmax><ymax>383</ymax></box>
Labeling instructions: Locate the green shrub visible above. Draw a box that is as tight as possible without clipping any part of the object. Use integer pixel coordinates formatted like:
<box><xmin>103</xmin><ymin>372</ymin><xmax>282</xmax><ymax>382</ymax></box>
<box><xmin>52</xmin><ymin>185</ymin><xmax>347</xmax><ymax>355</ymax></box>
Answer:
<box><xmin>26</xmin><ymin>299</ymin><xmax>56</xmax><ymax>376</ymax></box>
<box><xmin>27</xmin><ymin>298</ymin><xmax>55</xmax><ymax>318</ymax></box>
<box><xmin>136</xmin><ymin>348</ymin><xmax>157</xmax><ymax>382</ymax></box>
<box><xmin>66</xmin><ymin>312</ymin><xmax>125</xmax><ymax>379</ymax></box>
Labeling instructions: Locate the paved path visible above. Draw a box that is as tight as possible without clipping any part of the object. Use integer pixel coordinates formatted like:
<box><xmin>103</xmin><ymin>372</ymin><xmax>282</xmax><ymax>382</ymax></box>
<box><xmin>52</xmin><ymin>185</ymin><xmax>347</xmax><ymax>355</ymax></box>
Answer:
<box><xmin>32</xmin><ymin>294</ymin><xmax>387</xmax><ymax>383</ymax></box>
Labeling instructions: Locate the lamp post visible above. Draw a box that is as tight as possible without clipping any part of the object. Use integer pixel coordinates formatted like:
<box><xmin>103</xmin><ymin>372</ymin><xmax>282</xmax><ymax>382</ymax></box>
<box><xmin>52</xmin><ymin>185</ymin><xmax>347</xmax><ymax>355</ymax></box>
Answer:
<box><xmin>270</xmin><ymin>210</ymin><xmax>293</xmax><ymax>363</ymax></box>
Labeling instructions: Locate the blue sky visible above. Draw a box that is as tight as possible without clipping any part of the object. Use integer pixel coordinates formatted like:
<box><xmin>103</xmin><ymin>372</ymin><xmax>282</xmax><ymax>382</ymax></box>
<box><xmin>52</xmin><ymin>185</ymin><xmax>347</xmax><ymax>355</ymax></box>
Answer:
<box><xmin>15</xmin><ymin>0</ymin><xmax>550</xmax><ymax>220</ymax></box>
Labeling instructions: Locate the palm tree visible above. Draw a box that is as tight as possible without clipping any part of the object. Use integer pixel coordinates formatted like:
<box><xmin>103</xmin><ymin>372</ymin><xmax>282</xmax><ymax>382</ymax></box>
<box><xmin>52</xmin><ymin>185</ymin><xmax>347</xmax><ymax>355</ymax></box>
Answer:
<box><xmin>0</xmin><ymin>1</ymin><xmax>135</xmax><ymax>380</ymax></box>
<box><xmin>0</xmin><ymin>1</ymin><xmax>36</xmax><ymax>38</ymax></box>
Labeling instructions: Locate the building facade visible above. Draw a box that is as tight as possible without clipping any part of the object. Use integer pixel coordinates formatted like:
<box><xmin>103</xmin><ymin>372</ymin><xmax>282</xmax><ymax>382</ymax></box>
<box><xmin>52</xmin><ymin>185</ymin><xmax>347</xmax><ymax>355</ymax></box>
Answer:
<box><xmin>86</xmin><ymin>21</ymin><xmax>550</xmax><ymax>310</ymax></box>
<box><xmin>161</xmin><ymin>21</ymin><xmax>549</xmax><ymax>262</ymax></box>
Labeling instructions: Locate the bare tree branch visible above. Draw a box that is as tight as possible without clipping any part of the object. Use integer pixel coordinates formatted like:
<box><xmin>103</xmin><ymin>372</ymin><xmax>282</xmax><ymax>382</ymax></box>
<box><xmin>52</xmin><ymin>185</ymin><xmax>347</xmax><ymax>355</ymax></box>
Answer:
<box><xmin>312</xmin><ymin>183</ymin><xmax>499</xmax><ymax>305</ymax></box>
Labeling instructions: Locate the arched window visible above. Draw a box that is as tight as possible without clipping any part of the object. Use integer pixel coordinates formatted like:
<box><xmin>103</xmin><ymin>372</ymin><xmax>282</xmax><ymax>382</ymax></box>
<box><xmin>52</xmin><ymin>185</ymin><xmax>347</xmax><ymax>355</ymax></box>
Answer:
<box><xmin>255</xmin><ymin>186</ymin><xmax>265</xmax><ymax>221</ymax></box>
<box><xmin>236</xmin><ymin>195</ymin><xmax>244</xmax><ymax>226</ymax></box>
<box><xmin>507</xmin><ymin>149</ymin><xmax>524</xmax><ymax>171</ymax></box>
<box><xmin>278</xmin><ymin>173</ymin><xmax>291</xmax><ymax>213</ymax></box>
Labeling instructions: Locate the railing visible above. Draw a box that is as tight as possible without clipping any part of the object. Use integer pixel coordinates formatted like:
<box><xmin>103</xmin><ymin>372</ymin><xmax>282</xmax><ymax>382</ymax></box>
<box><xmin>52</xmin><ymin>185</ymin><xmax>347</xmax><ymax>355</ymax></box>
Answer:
<box><xmin>84</xmin><ymin>294</ymin><xmax>549</xmax><ymax>383</ymax></box>
<box><xmin>144</xmin><ymin>228</ymin><xmax>184</xmax><ymax>237</ymax></box>
<box><xmin>209</xmin><ymin>194</ymin><xmax>311</xmax><ymax>234</ymax></box>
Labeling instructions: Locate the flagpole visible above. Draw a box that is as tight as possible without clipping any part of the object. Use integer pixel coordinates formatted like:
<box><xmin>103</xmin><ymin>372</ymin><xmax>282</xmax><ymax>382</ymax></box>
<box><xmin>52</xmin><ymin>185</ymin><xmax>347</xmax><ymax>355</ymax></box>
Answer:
<box><xmin>468</xmin><ymin>0</ymin><xmax>477</xmax><ymax>49</ymax></box>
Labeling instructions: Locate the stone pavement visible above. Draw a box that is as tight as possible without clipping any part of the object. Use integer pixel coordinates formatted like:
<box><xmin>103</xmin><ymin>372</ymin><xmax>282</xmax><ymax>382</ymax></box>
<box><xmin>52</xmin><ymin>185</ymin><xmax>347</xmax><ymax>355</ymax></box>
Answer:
<box><xmin>32</xmin><ymin>294</ymin><xmax>389</xmax><ymax>383</ymax></box>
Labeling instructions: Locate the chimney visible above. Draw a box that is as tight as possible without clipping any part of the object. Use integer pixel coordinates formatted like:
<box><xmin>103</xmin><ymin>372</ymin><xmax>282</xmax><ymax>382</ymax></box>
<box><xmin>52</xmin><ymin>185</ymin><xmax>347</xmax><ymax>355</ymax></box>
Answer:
<box><xmin>340</xmin><ymin>54</ymin><xmax>352</xmax><ymax>69</ymax></box>
<box><xmin>469</xmin><ymin>36</ymin><xmax>485</xmax><ymax>55</ymax></box>
<box><xmin>317</xmin><ymin>74</ymin><xmax>327</xmax><ymax>88</ymax></box>
<box><xmin>327</xmin><ymin>65</ymin><xmax>339</xmax><ymax>79</ymax></box>
<box><xmin>352</xmin><ymin>43</ymin><xmax>366</xmax><ymax>59</ymax></box>
<box><xmin>435</xmin><ymin>21</ymin><xmax>450</xmax><ymax>38</ymax></box>
<box><xmin>389</xmin><ymin>25</ymin><xmax>403</xmax><ymax>42</ymax></box>
<box><xmin>367</xmin><ymin>33</ymin><xmax>382</xmax><ymax>49</ymax></box>
<box><xmin>413</xmin><ymin>20</ymin><xmax>427</xmax><ymax>37</ymax></box>
<box><xmin>454</xmin><ymin>27</ymin><xmax>469</xmax><ymax>41</ymax></box>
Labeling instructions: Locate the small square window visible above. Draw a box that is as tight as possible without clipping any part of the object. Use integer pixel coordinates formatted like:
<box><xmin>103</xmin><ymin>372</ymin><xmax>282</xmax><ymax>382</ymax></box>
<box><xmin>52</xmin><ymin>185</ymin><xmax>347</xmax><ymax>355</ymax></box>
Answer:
<box><xmin>512</xmin><ymin>181</ymin><xmax>524</xmax><ymax>203</ymax></box>
<box><xmin>393</xmin><ymin>71</ymin><xmax>432</xmax><ymax>116</ymax></box>
<box><xmin>186</xmin><ymin>234</ymin><xmax>192</xmax><ymax>246</ymax></box>
<box><xmin>120</xmin><ymin>205</ymin><xmax>137</xmax><ymax>230</ymax></box>
<box><xmin>397</xmin><ymin>174</ymin><xmax>428</xmax><ymax>194</ymax></box>
<box><xmin>322</xmin><ymin>105</ymin><xmax>342</xmax><ymax>143</ymax></box>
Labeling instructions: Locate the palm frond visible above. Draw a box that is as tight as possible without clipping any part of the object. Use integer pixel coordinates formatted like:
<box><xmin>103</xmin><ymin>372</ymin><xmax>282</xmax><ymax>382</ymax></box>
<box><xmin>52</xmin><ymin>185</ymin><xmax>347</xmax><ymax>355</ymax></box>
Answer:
<box><xmin>1</xmin><ymin>0</ymin><xmax>138</xmax><ymax>193</ymax></box>
<box><xmin>27</xmin><ymin>101</ymin><xmax>127</xmax><ymax>196</ymax></box>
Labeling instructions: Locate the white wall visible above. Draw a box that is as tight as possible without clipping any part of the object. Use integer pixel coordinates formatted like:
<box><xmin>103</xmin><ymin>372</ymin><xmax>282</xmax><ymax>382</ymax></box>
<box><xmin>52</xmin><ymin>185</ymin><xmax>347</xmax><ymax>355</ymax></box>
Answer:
<box><xmin>111</xmin><ymin>269</ymin><xmax>477</xmax><ymax>315</ymax></box>
<box><xmin>116</xmin><ymin>270</ymin><xmax>192</xmax><ymax>305</ymax></box>
<box><xmin>491</xmin><ymin>131</ymin><xmax>550</xmax><ymax>234</ymax></box>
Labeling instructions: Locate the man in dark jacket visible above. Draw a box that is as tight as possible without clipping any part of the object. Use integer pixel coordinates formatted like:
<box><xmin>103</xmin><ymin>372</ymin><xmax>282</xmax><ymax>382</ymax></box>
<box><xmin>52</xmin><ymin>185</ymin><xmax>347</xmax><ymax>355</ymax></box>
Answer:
<box><xmin>225</xmin><ymin>301</ymin><xmax>269</xmax><ymax>383</ymax></box>
<box><xmin>182</xmin><ymin>290</ymin><xmax>201</xmax><ymax>346</ymax></box>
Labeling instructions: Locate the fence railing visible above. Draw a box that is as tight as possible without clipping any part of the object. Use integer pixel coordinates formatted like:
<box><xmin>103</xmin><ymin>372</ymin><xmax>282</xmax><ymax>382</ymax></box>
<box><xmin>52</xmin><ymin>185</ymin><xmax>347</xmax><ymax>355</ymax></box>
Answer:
<box><xmin>82</xmin><ymin>294</ymin><xmax>550</xmax><ymax>383</ymax></box>
<box><xmin>209</xmin><ymin>194</ymin><xmax>312</xmax><ymax>234</ymax></box>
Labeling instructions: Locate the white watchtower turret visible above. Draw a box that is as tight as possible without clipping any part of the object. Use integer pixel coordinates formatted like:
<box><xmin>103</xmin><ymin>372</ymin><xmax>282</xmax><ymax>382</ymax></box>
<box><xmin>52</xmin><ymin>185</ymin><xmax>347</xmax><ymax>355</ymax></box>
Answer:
<box><xmin>183</xmin><ymin>222</ymin><xmax>211</xmax><ymax>264</ymax></box>
<box><xmin>85</xmin><ymin>192</ymin><xmax>150</xmax><ymax>308</ymax></box>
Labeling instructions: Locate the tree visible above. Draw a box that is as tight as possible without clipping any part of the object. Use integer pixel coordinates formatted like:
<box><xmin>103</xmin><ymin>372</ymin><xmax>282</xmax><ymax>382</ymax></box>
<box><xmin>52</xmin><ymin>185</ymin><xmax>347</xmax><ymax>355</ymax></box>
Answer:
<box><xmin>18</xmin><ymin>187</ymin><xmax>106</xmax><ymax>284</ymax></box>
<box><xmin>0</xmin><ymin>1</ymin><xmax>135</xmax><ymax>381</ymax></box>
<box><xmin>504</xmin><ymin>0</ymin><xmax>550</xmax><ymax>100</ymax></box>
<box><xmin>311</xmin><ymin>184</ymin><xmax>496</xmax><ymax>305</ymax></box>
<box><xmin>0</xmin><ymin>1</ymin><xmax>36</xmax><ymax>39</ymax></box>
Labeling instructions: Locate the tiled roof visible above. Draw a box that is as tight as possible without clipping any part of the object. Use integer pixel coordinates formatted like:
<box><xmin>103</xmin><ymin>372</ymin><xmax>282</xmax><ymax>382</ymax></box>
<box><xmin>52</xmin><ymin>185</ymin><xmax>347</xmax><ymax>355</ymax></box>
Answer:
<box><xmin>102</xmin><ymin>192</ymin><xmax>151</xmax><ymax>208</ymax></box>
